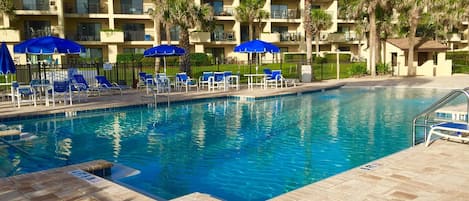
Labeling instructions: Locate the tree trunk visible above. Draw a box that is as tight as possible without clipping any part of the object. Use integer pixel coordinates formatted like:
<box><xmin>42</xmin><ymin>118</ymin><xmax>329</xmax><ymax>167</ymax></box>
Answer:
<box><xmin>358</xmin><ymin>38</ymin><xmax>362</xmax><ymax>61</ymax></box>
<box><xmin>154</xmin><ymin>18</ymin><xmax>161</xmax><ymax>73</ymax></box>
<box><xmin>315</xmin><ymin>31</ymin><xmax>320</xmax><ymax>57</ymax></box>
<box><xmin>179</xmin><ymin>29</ymin><xmax>191</xmax><ymax>74</ymax></box>
<box><xmin>369</xmin><ymin>9</ymin><xmax>377</xmax><ymax>77</ymax></box>
<box><xmin>166</xmin><ymin>24</ymin><xmax>171</xmax><ymax>45</ymax></box>
<box><xmin>382</xmin><ymin>39</ymin><xmax>387</xmax><ymax>73</ymax></box>
<box><xmin>376</xmin><ymin>31</ymin><xmax>381</xmax><ymax>64</ymax></box>
<box><xmin>305</xmin><ymin>0</ymin><xmax>313</xmax><ymax>65</ymax></box>
<box><xmin>407</xmin><ymin>7</ymin><xmax>419</xmax><ymax>76</ymax></box>
<box><xmin>249</xmin><ymin>22</ymin><xmax>254</xmax><ymax>40</ymax></box>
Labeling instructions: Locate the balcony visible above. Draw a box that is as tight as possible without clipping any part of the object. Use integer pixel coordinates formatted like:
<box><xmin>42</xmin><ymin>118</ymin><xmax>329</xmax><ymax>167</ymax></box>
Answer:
<box><xmin>190</xmin><ymin>32</ymin><xmax>211</xmax><ymax>43</ymax></box>
<box><xmin>0</xmin><ymin>29</ymin><xmax>20</xmax><ymax>42</ymax></box>
<box><xmin>271</xmin><ymin>9</ymin><xmax>298</xmax><ymax>19</ymax></box>
<box><xmin>66</xmin><ymin>33</ymin><xmax>100</xmax><ymax>41</ymax></box>
<box><xmin>124</xmin><ymin>30</ymin><xmax>145</xmax><ymax>41</ymax></box>
<box><xmin>26</xmin><ymin>28</ymin><xmax>53</xmax><ymax>40</ymax></box>
<box><xmin>280</xmin><ymin>32</ymin><xmax>302</xmax><ymax>42</ymax></box>
<box><xmin>260</xmin><ymin>33</ymin><xmax>280</xmax><ymax>43</ymax></box>
<box><xmin>118</xmin><ymin>5</ymin><xmax>143</xmax><ymax>14</ymax></box>
<box><xmin>328</xmin><ymin>32</ymin><xmax>357</xmax><ymax>42</ymax></box>
<box><xmin>100</xmin><ymin>30</ymin><xmax>124</xmax><ymax>43</ymax></box>
<box><xmin>19</xmin><ymin>0</ymin><xmax>49</xmax><ymax>10</ymax></box>
<box><xmin>64</xmin><ymin>2</ymin><xmax>107</xmax><ymax>14</ymax></box>
<box><xmin>214</xmin><ymin>7</ymin><xmax>234</xmax><ymax>16</ymax></box>
<box><xmin>211</xmin><ymin>31</ymin><xmax>235</xmax><ymax>41</ymax></box>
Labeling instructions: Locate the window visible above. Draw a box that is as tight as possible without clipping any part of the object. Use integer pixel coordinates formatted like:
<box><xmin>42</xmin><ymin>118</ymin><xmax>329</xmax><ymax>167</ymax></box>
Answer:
<box><xmin>22</xmin><ymin>0</ymin><xmax>48</xmax><ymax>10</ymax></box>
<box><xmin>391</xmin><ymin>53</ymin><xmax>397</xmax><ymax>67</ymax></box>
<box><xmin>80</xmin><ymin>48</ymin><xmax>103</xmax><ymax>63</ymax></box>
<box><xmin>213</xmin><ymin>0</ymin><xmax>224</xmax><ymax>15</ymax></box>
<box><xmin>271</xmin><ymin>4</ymin><xmax>288</xmax><ymax>19</ymax></box>
<box><xmin>25</xmin><ymin>21</ymin><xmax>51</xmax><ymax>39</ymax></box>
<box><xmin>124</xmin><ymin>48</ymin><xmax>146</xmax><ymax>54</ymax></box>
<box><xmin>77</xmin><ymin>23</ymin><xmax>101</xmax><ymax>41</ymax></box>
<box><xmin>123</xmin><ymin>23</ymin><xmax>145</xmax><ymax>41</ymax></box>
<box><xmin>77</xmin><ymin>0</ymin><xmax>100</xmax><ymax>14</ymax></box>
<box><xmin>160</xmin><ymin>26</ymin><xmax>180</xmax><ymax>41</ymax></box>
<box><xmin>121</xmin><ymin>0</ymin><xmax>143</xmax><ymax>14</ymax></box>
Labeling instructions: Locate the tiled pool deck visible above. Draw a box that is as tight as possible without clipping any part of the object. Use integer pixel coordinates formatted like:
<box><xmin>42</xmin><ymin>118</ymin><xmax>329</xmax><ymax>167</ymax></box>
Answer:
<box><xmin>1</xmin><ymin>75</ymin><xmax>469</xmax><ymax>200</ymax></box>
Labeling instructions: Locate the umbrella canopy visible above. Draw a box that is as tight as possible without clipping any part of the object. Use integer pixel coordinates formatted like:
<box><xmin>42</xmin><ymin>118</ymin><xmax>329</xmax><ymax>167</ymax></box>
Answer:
<box><xmin>14</xmin><ymin>36</ymin><xmax>85</xmax><ymax>55</ymax></box>
<box><xmin>0</xmin><ymin>42</ymin><xmax>15</xmax><ymax>75</ymax></box>
<box><xmin>144</xmin><ymin>45</ymin><xmax>185</xmax><ymax>57</ymax></box>
<box><xmin>234</xmin><ymin>39</ymin><xmax>280</xmax><ymax>53</ymax></box>
<box><xmin>144</xmin><ymin>45</ymin><xmax>186</xmax><ymax>73</ymax></box>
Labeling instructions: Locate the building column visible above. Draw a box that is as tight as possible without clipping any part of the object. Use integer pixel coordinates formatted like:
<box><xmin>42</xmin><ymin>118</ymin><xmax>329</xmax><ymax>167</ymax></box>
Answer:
<box><xmin>108</xmin><ymin>0</ymin><xmax>115</xmax><ymax>29</ymax></box>
<box><xmin>56</xmin><ymin>0</ymin><xmax>65</xmax><ymax>38</ymax></box>
<box><xmin>2</xmin><ymin>14</ymin><xmax>10</xmax><ymax>28</ymax></box>
<box><xmin>108</xmin><ymin>44</ymin><xmax>118</xmax><ymax>63</ymax></box>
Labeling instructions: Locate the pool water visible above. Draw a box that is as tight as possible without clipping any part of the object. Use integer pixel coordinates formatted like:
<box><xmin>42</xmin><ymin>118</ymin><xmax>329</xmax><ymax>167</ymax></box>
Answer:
<box><xmin>0</xmin><ymin>87</ymin><xmax>447</xmax><ymax>200</ymax></box>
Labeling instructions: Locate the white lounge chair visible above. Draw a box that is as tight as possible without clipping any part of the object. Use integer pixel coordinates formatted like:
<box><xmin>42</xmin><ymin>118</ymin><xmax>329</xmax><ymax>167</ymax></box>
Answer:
<box><xmin>425</xmin><ymin>122</ymin><xmax>469</xmax><ymax>147</ymax></box>
<box><xmin>176</xmin><ymin>73</ymin><xmax>198</xmax><ymax>93</ymax></box>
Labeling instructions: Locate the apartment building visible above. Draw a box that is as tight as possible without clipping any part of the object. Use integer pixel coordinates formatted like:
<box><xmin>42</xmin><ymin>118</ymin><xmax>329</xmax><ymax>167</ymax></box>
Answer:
<box><xmin>5</xmin><ymin>0</ymin><xmax>465</xmax><ymax>65</ymax></box>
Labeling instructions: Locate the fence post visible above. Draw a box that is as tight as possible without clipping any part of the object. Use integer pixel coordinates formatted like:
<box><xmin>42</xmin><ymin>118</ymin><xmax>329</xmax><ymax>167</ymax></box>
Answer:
<box><xmin>96</xmin><ymin>62</ymin><xmax>100</xmax><ymax>76</ymax></box>
<box><xmin>27</xmin><ymin>63</ymin><xmax>32</xmax><ymax>82</ymax></box>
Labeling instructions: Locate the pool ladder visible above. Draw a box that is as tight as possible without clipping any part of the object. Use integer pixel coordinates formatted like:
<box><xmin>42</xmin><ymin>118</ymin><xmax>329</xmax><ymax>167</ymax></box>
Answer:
<box><xmin>149</xmin><ymin>88</ymin><xmax>170</xmax><ymax>108</ymax></box>
<box><xmin>411</xmin><ymin>88</ymin><xmax>469</xmax><ymax>146</ymax></box>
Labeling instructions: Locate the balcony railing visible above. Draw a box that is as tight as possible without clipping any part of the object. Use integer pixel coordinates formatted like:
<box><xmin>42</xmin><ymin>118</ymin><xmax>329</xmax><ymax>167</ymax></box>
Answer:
<box><xmin>26</xmin><ymin>28</ymin><xmax>53</xmax><ymax>40</ymax></box>
<box><xmin>280</xmin><ymin>32</ymin><xmax>302</xmax><ymax>41</ymax></box>
<box><xmin>119</xmin><ymin>5</ymin><xmax>143</xmax><ymax>14</ymax></box>
<box><xmin>66</xmin><ymin>33</ymin><xmax>100</xmax><ymax>41</ymax></box>
<box><xmin>124</xmin><ymin>30</ymin><xmax>145</xmax><ymax>41</ymax></box>
<box><xmin>64</xmin><ymin>3</ymin><xmax>106</xmax><ymax>14</ymax></box>
<box><xmin>328</xmin><ymin>32</ymin><xmax>357</xmax><ymax>42</ymax></box>
<box><xmin>271</xmin><ymin>9</ymin><xmax>298</xmax><ymax>19</ymax></box>
<box><xmin>214</xmin><ymin>7</ymin><xmax>234</xmax><ymax>16</ymax></box>
<box><xmin>211</xmin><ymin>32</ymin><xmax>235</xmax><ymax>41</ymax></box>
<box><xmin>21</xmin><ymin>0</ymin><xmax>49</xmax><ymax>10</ymax></box>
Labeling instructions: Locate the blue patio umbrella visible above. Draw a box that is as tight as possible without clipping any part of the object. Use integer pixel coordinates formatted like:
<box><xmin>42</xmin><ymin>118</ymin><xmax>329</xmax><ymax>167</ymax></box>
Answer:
<box><xmin>234</xmin><ymin>39</ymin><xmax>280</xmax><ymax>73</ymax></box>
<box><xmin>14</xmin><ymin>36</ymin><xmax>85</xmax><ymax>55</ymax></box>
<box><xmin>14</xmin><ymin>36</ymin><xmax>85</xmax><ymax>80</ymax></box>
<box><xmin>0</xmin><ymin>42</ymin><xmax>15</xmax><ymax>75</ymax></box>
<box><xmin>0</xmin><ymin>42</ymin><xmax>16</xmax><ymax>85</ymax></box>
<box><xmin>144</xmin><ymin>45</ymin><xmax>185</xmax><ymax>73</ymax></box>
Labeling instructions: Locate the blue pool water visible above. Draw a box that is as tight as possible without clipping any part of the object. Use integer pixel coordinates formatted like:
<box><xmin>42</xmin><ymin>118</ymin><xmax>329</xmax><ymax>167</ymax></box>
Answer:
<box><xmin>0</xmin><ymin>87</ymin><xmax>447</xmax><ymax>200</ymax></box>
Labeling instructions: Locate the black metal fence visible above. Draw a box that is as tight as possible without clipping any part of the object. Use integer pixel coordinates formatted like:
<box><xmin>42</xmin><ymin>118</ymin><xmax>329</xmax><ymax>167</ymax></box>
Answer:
<box><xmin>15</xmin><ymin>62</ymin><xmax>144</xmax><ymax>88</ymax></box>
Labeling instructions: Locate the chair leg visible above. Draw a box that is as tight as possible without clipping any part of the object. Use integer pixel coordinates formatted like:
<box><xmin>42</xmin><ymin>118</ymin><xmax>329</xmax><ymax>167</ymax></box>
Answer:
<box><xmin>425</xmin><ymin>130</ymin><xmax>434</xmax><ymax>147</ymax></box>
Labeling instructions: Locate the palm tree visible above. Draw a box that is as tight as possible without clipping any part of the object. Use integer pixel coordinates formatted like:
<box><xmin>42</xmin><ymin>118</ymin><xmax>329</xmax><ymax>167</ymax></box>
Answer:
<box><xmin>150</xmin><ymin>0</ymin><xmax>168</xmax><ymax>72</ymax></box>
<box><xmin>0</xmin><ymin>0</ymin><xmax>14</xmax><ymax>27</ymax></box>
<box><xmin>353</xmin><ymin>17</ymin><xmax>367</xmax><ymax>61</ymax></box>
<box><xmin>304</xmin><ymin>0</ymin><xmax>313</xmax><ymax>65</ymax></box>
<box><xmin>395</xmin><ymin>0</ymin><xmax>431</xmax><ymax>76</ymax></box>
<box><xmin>310</xmin><ymin>9</ymin><xmax>332</xmax><ymax>57</ymax></box>
<box><xmin>235</xmin><ymin>0</ymin><xmax>268</xmax><ymax>41</ymax></box>
<box><xmin>166</xmin><ymin>0</ymin><xmax>213</xmax><ymax>74</ymax></box>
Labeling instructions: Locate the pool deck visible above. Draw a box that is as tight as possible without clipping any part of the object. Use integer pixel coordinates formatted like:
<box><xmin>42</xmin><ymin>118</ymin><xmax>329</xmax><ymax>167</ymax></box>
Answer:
<box><xmin>1</xmin><ymin>75</ymin><xmax>469</xmax><ymax>200</ymax></box>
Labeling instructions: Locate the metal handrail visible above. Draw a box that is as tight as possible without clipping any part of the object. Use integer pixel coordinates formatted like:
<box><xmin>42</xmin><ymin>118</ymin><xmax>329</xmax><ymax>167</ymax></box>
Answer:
<box><xmin>411</xmin><ymin>88</ymin><xmax>469</xmax><ymax>146</ymax></box>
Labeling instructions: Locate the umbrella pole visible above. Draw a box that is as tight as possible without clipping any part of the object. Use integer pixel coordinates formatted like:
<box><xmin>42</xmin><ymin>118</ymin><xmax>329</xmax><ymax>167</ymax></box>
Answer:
<box><xmin>249</xmin><ymin>53</ymin><xmax>251</xmax><ymax>74</ymax></box>
<box><xmin>256</xmin><ymin>53</ymin><xmax>259</xmax><ymax>74</ymax></box>
<box><xmin>164</xmin><ymin>57</ymin><xmax>167</xmax><ymax>74</ymax></box>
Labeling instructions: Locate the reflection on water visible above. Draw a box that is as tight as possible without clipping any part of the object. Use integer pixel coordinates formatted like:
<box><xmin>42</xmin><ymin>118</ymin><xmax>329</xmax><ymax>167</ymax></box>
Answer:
<box><xmin>0</xmin><ymin>88</ymin><xmax>449</xmax><ymax>201</ymax></box>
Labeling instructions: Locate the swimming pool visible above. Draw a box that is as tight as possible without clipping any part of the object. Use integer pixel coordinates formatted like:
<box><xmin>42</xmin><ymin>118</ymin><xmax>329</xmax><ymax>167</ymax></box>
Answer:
<box><xmin>0</xmin><ymin>87</ymin><xmax>447</xmax><ymax>200</ymax></box>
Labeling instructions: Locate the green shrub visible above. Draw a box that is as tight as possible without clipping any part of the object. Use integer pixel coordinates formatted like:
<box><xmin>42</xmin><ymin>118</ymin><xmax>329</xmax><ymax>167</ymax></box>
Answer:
<box><xmin>447</xmin><ymin>51</ymin><xmax>469</xmax><ymax>65</ymax></box>
<box><xmin>116</xmin><ymin>53</ymin><xmax>143</xmax><ymax>63</ymax></box>
<box><xmin>376</xmin><ymin>63</ymin><xmax>389</xmax><ymax>75</ymax></box>
<box><xmin>349</xmin><ymin>63</ymin><xmax>367</xmax><ymax>76</ymax></box>
<box><xmin>314</xmin><ymin>56</ymin><xmax>328</xmax><ymax>64</ymax></box>
<box><xmin>324</xmin><ymin>53</ymin><xmax>351</xmax><ymax>63</ymax></box>
<box><xmin>190</xmin><ymin>53</ymin><xmax>211</xmax><ymax>66</ymax></box>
